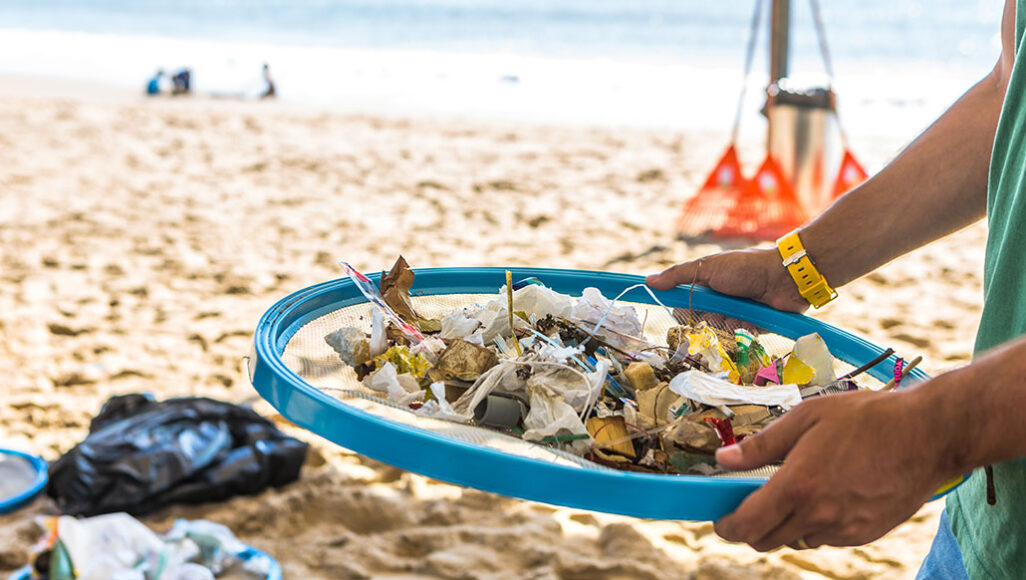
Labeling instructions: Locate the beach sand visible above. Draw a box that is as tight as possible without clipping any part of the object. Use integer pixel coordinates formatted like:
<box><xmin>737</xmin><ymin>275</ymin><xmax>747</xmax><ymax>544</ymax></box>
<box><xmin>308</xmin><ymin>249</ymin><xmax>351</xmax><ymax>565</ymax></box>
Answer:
<box><xmin>0</xmin><ymin>77</ymin><xmax>985</xmax><ymax>578</ymax></box>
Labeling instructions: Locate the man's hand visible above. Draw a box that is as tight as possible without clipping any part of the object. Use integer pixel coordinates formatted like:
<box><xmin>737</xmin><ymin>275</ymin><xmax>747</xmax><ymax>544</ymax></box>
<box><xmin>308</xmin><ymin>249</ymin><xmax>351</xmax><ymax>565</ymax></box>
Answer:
<box><xmin>713</xmin><ymin>387</ymin><xmax>955</xmax><ymax>551</ymax></box>
<box><xmin>646</xmin><ymin>248</ymin><xmax>808</xmax><ymax>313</ymax></box>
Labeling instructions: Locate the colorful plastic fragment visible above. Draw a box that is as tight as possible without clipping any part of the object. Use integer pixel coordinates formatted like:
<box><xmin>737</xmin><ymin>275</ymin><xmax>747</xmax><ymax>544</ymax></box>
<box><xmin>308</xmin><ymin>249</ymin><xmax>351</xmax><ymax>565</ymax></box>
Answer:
<box><xmin>373</xmin><ymin>345</ymin><xmax>432</xmax><ymax>378</ymax></box>
<box><xmin>685</xmin><ymin>323</ymin><xmax>740</xmax><ymax>383</ymax></box>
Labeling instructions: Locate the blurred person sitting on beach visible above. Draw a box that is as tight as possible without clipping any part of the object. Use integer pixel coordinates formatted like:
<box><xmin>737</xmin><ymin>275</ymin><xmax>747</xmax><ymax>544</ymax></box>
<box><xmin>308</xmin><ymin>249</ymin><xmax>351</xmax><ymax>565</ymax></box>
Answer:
<box><xmin>171</xmin><ymin>68</ymin><xmax>192</xmax><ymax>95</ymax></box>
<box><xmin>648</xmin><ymin>0</ymin><xmax>1026</xmax><ymax>576</ymax></box>
<box><xmin>260</xmin><ymin>63</ymin><xmax>276</xmax><ymax>99</ymax></box>
<box><xmin>145</xmin><ymin>69</ymin><xmax>164</xmax><ymax>96</ymax></box>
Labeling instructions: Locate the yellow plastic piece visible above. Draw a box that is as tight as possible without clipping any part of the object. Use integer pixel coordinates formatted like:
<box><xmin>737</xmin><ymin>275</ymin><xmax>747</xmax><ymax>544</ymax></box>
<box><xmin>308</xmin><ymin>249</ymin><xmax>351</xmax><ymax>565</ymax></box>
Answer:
<box><xmin>687</xmin><ymin>324</ymin><xmax>740</xmax><ymax>383</ymax></box>
<box><xmin>781</xmin><ymin>356</ymin><xmax>816</xmax><ymax>384</ymax></box>
<box><xmin>373</xmin><ymin>345</ymin><xmax>431</xmax><ymax>378</ymax></box>
<box><xmin>777</xmin><ymin>230</ymin><xmax>838</xmax><ymax>309</ymax></box>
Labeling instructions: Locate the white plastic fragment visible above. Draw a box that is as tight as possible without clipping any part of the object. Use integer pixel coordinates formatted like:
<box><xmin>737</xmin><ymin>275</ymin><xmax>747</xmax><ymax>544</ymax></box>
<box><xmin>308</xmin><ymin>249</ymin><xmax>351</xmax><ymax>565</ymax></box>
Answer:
<box><xmin>571</xmin><ymin>287</ymin><xmax>644</xmax><ymax>339</ymax></box>
<box><xmin>527</xmin><ymin>364</ymin><xmax>593</xmax><ymax>412</ymax></box>
<box><xmin>522</xmin><ymin>386</ymin><xmax>590</xmax><ymax>451</ymax></box>
<box><xmin>793</xmin><ymin>333</ymin><xmax>837</xmax><ymax>386</ymax></box>
<box><xmin>538</xmin><ymin>341</ymin><xmax>585</xmax><ymax>364</ymax></box>
<box><xmin>416</xmin><ymin>382</ymin><xmax>468</xmax><ymax>422</ymax></box>
<box><xmin>324</xmin><ymin>326</ymin><xmax>371</xmax><ymax>366</ymax></box>
<box><xmin>505</xmin><ymin>284</ymin><xmax>574</xmax><ymax>319</ymax></box>
<box><xmin>411</xmin><ymin>336</ymin><xmax>446</xmax><ymax>364</ymax></box>
<box><xmin>439</xmin><ymin>309</ymin><xmax>482</xmax><ymax>339</ymax></box>
<box><xmin>45</xmin><ymin>513</ymin><xmax>268</xmax><ymax>580</ymax></box>
<box><xmin>369</xmin><ymin>308</ymin><xmax>388</xmax><ymax>358</ymax></box>
<box><xmin>363</xmin><ymin>362</ymin><xmax>425</xmax><ymax>406</ymax></box>
<box><xmin>668</xmin><ymin>370</ymin><xmax>802</xmax><ymax>410</ymax></box>
<box><xmin>55</xmin><ymin>513</ymin><xmax>165</xmax><ymax>580</ymax></box>
<box><xmin>463</xmin><ymin>333</ymin><xmax>485</xmax><ymax>347</ymax></box>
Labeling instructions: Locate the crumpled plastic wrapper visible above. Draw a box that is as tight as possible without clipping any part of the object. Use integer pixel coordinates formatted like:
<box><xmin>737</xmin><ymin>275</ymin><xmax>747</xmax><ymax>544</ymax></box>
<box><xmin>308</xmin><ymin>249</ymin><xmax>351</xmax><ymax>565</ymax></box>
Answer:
<box><xmin>535</xmin><ymin>337</ymin><xmax>585</xmax><ymax>364</ymax></box>
<box><xmin>686</xmin><ymin>323</ymin><xmax>740</xmax><ymax>383</ymax></box>
<box><xmin>363</xmin><ymin>362</ymin><xmax>425</xmax><ymax>406</ymax></box>
<box><xmin>453</xmin><ymin>363</ymin><xmax>529</xmax><ymax>417</ymax></box>
<box><xmin>454</xmin><ymin>357</ymin><xmax>606</xmax><ymax>421</ymax></box>
<box><xmin>471</xmin><ymin>303</ymin><xmax>527</xmax><ymax>344</ymax></box>
<box><xmin>527</xmin><ymin>359</ymin><xmax>608</xmax><ymax>413</ymax></box>
<box><xmin>505</xmin><ymin>283</ymin><xmax>574</xmax><ymax>319</ymax></box>
<box><xmin>439</xmin><ymin>309</ymin><xmax>483</xmax><ymax>339</ymax></box>
<box><xmin>571</xmin><ymin>287</ymin><xmax>644</xmax><ymax>348</ymax></box>
<box><xmin>522</xmin><ymin>385</ymin><xmax>590</xmax><ymax>451</ymax></box>
<box><xmin>416</xmin><ymin>382</ymin><xmax>468</xmax><ymax>422</ymax></box>
<box><xmin>324</xmin><ymin>326</ymin><xmax>372</xmax><ymax>367</ymax></box>
<box><xmin>165</xmin><ymin>519</ymin><xmax>273</xmax><ymax>577</ymax></box>
<box><xmin>468</xmin><ymin>285</ymin><xmax>571</xmax><ymax>342</ymax></box>
<box><xmin>526</xmin><ymin>365</ymin><xmax>593</xmax><ymax>411</ymax></box>
<box><xmin>668</xmin><ymin>370</ymin><xmax>802</xmax><ymax>410</ymax></box>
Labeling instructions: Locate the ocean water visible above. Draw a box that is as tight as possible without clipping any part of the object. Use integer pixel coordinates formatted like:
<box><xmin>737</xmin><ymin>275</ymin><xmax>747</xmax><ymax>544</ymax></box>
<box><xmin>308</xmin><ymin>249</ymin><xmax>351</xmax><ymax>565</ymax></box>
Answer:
<box><xmin>0</xmin><ymin>0</ymin><xmax>1004</xmax><ymax>136</ymax></box>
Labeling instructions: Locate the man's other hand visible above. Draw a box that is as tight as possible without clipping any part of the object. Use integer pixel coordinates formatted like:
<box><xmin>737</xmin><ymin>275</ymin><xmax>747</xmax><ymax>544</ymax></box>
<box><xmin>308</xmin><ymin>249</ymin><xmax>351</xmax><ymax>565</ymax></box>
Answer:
<box><xmin>713</xmin><ymin>388</ymin><xmax>953</xmax><ymax>551</ymax></box>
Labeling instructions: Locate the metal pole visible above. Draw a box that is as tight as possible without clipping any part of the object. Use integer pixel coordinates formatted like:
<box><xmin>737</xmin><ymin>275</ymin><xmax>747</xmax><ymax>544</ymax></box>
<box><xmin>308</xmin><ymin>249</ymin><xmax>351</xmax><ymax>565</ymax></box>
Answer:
<box><xmin>768</xmin><ymin>0</ymin><xmax>790</xmax><ymax>149</ymax></box>
<box><xmin>769</xmin><ymin>0</ymin><xmax>790</xmax><ymax>85</ymax></box>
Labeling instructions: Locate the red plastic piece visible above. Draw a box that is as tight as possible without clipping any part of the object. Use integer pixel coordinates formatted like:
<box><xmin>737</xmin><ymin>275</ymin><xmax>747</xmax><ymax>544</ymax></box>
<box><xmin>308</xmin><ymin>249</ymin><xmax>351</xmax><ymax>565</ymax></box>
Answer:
<box><xmin>704</xmin><ymin>417</ymin><xmax>736</xmax><ymax>446</ymax></box>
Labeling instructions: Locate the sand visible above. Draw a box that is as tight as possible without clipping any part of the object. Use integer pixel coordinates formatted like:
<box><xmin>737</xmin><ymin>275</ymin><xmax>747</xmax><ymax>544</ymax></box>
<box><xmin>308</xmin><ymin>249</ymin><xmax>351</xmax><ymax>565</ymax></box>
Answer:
<box><xmin>0</xmin><ymin>76</ymin><xmax>986</xmax><ymax>579</ymax></box>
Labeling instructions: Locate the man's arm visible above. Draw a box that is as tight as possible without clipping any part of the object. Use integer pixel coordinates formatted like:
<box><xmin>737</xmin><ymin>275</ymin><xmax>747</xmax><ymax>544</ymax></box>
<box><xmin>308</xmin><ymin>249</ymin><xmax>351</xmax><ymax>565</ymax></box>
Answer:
<box><xmin>714</xmin><ymin>336</ymin><xmax>1026</xmax><ymax>550</ymax></box>
<box><xmin>647</xmin><ymin>0</ymin><xmax>1016</xmax><ymax>308</ymax></box>
<box><xmin>803</xmin><ymin>0</ymin><xmax>1015</xmax><ymax>287</ymax></box>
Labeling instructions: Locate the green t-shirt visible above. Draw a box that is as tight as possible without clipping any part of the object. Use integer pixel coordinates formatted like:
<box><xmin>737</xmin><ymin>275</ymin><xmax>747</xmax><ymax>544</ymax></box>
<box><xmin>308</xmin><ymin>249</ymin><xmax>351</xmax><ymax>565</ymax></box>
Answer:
<box><xmin>947</xmin><ymin>2</ymin><xmax>1026</xmax><ymax>577</ymax></box>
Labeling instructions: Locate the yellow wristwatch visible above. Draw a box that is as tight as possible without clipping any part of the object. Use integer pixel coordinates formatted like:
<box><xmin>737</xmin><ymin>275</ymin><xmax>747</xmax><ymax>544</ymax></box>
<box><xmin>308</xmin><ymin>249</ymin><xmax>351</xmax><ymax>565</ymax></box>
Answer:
<box><xmin>776</xmin><ymin>230</ymin><xmax>837</xmax><ymax>309</ymax></box>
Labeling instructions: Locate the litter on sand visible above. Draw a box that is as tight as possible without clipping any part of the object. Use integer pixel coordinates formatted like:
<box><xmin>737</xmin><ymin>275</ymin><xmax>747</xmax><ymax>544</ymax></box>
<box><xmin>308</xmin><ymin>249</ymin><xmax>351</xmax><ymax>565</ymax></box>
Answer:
<box><xmin>14</xmin><ymin>512</ymin><xmax>278</xmax><ymax>580</ymax></box>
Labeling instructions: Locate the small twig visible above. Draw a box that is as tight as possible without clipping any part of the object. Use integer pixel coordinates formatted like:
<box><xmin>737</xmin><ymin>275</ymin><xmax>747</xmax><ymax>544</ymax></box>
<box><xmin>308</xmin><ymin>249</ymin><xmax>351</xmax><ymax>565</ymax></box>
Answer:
<box><xmin>837</xmin><ymin>348</ymin><xmax>894</xmax><ymax>381</ymax></box>
<box><xmin>506</xmin><ymin>270</ymin><xmax>522</xmax><ymax>357</ymax></box>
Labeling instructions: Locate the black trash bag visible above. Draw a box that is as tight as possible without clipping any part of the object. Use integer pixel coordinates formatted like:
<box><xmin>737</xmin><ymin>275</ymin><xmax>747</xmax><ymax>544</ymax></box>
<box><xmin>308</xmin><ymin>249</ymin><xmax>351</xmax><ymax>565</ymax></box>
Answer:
<box><xmin>48</xmin><ymin>394</ymin><xmax>308</xmax><ymax>517</ymax></box>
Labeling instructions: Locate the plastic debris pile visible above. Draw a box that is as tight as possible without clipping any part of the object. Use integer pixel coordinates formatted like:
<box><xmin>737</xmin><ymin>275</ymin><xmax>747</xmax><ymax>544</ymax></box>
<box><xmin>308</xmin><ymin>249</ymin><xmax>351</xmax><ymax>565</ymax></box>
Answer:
<box><xmin>325</xmin><ymin>257</ymin><xmax>876</xmax><ymax>476</ymax></box>
<box><xmin>18</xmin><ymin>513</ymin><xmax>276</xmax><ymax>580</ymax></box>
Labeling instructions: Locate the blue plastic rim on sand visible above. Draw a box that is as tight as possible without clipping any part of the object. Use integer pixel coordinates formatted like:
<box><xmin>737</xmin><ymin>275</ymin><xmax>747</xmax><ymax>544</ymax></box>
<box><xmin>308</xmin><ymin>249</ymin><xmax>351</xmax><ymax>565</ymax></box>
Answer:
<box><xmin>250</xmin><ymin>267</ymin><xmax>952</xmax><ymax>521</ymax></box>
<box><xmin>0</xmin><ymin>448</ymin><xmax>47</xmax><ymax>515</ymax></box>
